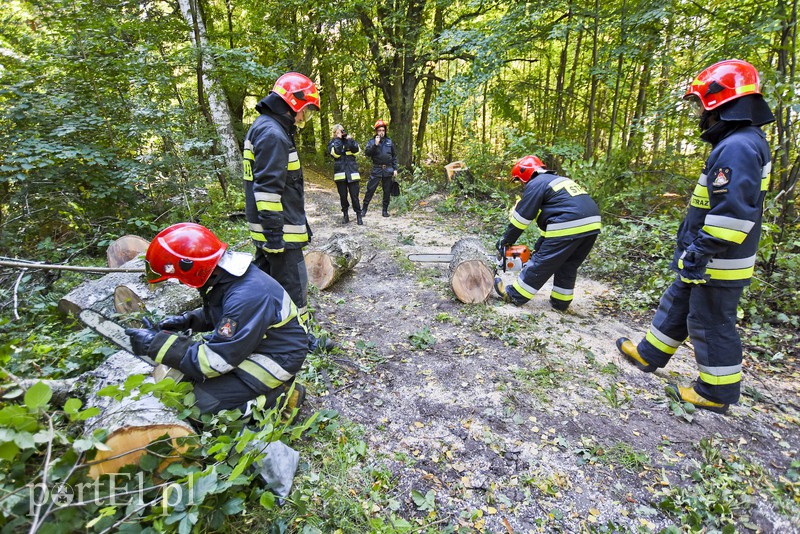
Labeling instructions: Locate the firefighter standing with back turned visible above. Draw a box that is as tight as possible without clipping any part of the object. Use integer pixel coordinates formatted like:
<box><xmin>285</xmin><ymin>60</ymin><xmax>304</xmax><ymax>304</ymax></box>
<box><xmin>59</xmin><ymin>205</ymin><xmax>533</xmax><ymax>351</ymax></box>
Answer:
<box><xmin>494</xmin><ymin>155</ymin><xmax>601</xmax><ymax>310</ymax></box>
<box><xmin>241</xmin><ymin>72</ymin><xmax>332</xmax><ymax>352</ymax></box>
<box><xmin>616</xmin><ymin>60</ymin><xmax>774</xmax><ymax>413</ymax></box>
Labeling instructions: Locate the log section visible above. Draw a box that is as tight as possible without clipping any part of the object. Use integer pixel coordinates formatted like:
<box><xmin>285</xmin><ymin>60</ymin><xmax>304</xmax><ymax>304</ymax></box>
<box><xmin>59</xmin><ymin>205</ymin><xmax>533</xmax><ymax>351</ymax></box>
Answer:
<box><xmin>305</xmin><ymin>233</ymin><xmax>362</xmax><ymax>290</ymax></box>
<box><xmin>447</xmin><ymin>238</ymin><xmax>494</xmax><ymax>304</ymax></box>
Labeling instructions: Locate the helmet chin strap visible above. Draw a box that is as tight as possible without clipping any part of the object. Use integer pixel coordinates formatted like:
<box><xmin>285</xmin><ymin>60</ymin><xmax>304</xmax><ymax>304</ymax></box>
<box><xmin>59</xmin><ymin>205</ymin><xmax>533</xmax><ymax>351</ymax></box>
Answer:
<box><xmin>698</xmin><ymin>110</ymin><xmax>719</xmax><ymax>132</ymax></box>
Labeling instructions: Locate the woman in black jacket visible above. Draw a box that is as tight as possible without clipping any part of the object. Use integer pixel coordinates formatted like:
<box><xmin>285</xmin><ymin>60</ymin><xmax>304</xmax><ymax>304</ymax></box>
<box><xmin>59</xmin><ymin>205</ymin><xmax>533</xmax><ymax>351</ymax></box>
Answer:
<box><xmin>327</xmin><ymin>124</ymin><xmax>363</xmax><ymax>224</ymax></box>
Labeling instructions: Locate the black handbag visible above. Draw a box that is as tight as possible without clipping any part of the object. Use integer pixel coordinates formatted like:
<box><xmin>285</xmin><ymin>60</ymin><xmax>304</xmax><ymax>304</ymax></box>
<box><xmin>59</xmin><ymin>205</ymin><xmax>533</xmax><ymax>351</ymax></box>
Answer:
<box><xmin>390</xmin><ymin>180</ymin><xmax>400</xmax><ymax>197</ymax></box>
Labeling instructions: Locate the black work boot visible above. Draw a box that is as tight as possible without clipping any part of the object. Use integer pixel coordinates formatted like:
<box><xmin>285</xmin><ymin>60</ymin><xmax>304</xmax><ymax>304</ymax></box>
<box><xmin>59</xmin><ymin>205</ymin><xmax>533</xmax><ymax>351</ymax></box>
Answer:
<box><xmin>382</xmin><ymin>208</ymin><xmax>389</xmax><ymax>217</ymax></box>
<box><xmin>356</xmin><ymin>212</ymin><xmax>363</xmax><ymax>225</ymax></box>
<box><xmin>342</xmin><ymin>211</ymin><xmax>350</xmax><ymax>224</ymax></box>
<box><xmin>361</xmin><ymin>202</ymin><xmax>369</xmax><ymax>217</ymax></box>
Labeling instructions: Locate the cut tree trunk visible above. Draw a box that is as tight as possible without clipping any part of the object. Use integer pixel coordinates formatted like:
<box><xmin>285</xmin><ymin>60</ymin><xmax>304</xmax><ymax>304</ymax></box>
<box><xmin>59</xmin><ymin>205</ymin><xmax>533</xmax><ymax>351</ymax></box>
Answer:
<box><xmin>305</xmin><ymin>233</ymin><xmax>362</xmax><ymax>290</ymax></box>
<box><xmin>106</xmin><ymin>235</ymin><xmax>150</xmax><ymax>268</ymax></box>
<box><xmin>58</xmin><ymin>258</ymin><xmax>200</xmax><ymax>320</ymax></box>
<box><xmin>2</xmin><ymin>352</ymin><xmax>194</xmax><ymax>478</ymax></box>
<box><xmin>447</xmin><ymin>238</ymin><xmax>494</xmax><ymax>304</ymax></box>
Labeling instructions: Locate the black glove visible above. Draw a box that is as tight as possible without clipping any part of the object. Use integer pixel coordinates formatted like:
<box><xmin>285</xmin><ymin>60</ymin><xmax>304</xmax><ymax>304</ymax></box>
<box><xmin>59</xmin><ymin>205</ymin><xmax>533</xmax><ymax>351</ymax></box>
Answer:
<box><xmin>158</xmin><ymin>313</ymin><xmax>189</xmax><ymax>332</ymax></box>
<box><xmin>125</xmin><ymin>327</ymin><xmax>158</xmax><ymax>356</ymax></box>
<box><xmin>679</xmin><ymin>245</ymin><xmax>711</xmax><ymax>284</ymax></box>
<box><xmin>495</xmin><ymin>239</ymin><xmax>506</xmax><ymax>253</ymax></box>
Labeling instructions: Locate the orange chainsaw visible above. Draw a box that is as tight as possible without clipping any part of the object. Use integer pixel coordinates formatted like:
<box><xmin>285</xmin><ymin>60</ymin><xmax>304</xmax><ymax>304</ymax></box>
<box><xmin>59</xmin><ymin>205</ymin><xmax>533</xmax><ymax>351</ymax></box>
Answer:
<box><xmin>408</xmin><ymin>244</ymin><xmax>531</xmax><ymax>273</ymax></box>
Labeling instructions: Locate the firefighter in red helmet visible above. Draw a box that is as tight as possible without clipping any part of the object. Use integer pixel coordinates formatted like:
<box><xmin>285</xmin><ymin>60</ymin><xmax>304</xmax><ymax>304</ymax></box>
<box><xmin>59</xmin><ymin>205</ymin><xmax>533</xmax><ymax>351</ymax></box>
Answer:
<box><xmin>617</xmin><ymin>60</ymin><xmax>775</xmax><ymax>413</ymax></box>
<box><xmin>242</xmin><ymin>72</ymin><xmax>332</xmax><ymax>352</ymax></box>
<box><xmin>494</xmin><ymin>155</ymin><xmax>601</xmax><ymax>311</ymax></box>
<box><xmin>361</xmin><ymin>119</ymin><xmax>398</xmax><ymax>218</ymax></box>
<box><xmin>126</xmin><ymin>223</ymin><xmax>308</xmax><ymax>415</ymax></box>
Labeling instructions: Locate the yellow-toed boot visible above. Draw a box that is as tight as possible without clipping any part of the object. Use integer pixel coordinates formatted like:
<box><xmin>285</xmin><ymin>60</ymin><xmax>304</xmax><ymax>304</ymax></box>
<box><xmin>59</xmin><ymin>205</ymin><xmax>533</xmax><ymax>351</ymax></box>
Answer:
<box><xmin>665</xmin><ymin>384</ymin><xmax>728</xmax><ymax>414</ymax></box>
<box><xmin>615</xmin><ymin>337</ymin><xmax>656</xmax><ymax>373</ymax></box>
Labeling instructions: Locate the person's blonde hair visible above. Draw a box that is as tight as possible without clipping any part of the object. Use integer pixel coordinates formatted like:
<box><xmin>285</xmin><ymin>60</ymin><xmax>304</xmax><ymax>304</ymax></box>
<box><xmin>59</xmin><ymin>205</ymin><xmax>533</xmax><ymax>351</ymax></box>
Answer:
<box><xmin>332</xmin><ymin>124</ymin><xmax>344</xmax><ymax>138</ymax></box>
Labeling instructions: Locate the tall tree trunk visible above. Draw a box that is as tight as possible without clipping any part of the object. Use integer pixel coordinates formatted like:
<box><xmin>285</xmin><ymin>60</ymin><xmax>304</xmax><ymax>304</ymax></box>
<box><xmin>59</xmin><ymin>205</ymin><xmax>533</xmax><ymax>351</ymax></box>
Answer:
<box><xmin>416</xmin><ymin>69</ymin><xmax>437</xmax><ymax>162</ymax></box>
<box><xmin>774</xmin><ymin>0</ymin><xmax>798</xmax><ymax>230</ymax></box>
<box><xmin>606</xmin><ymin>0</ymin><xmax>627</xmax><ymax>161</ymax></box>
<box><xmin>178</xmin><ymin>0</ymin><xmax>242</xmax><ymax>190</ymax></box>
<box><xmin>584</xmin><ymin>0</ymin><xmax>600</xmax><ymax>160</ymax></box>
<box><xmin>553</xmin><ymin>8</ymin><xmax>571</xmax><ymax>143</ymax></box>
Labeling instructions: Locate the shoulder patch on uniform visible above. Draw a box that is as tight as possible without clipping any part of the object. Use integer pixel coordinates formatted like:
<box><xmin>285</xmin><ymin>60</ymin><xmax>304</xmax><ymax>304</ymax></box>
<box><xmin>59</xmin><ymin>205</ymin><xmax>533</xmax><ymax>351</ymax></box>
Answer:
<box><xmin>217</xmin><ymin>318</ymin><xmax>237</xmax><ymax>338</ymax></box>
<box><xmin>712</xmin><ymin>167</ymin><xmax>731</xmax><ymax>187</ymax></box>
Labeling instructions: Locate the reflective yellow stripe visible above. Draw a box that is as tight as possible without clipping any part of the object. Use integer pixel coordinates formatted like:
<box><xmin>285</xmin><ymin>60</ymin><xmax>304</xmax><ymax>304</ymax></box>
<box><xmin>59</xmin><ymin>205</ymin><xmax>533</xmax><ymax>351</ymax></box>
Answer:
<box><xmin>333</xmin><ymin>172</ymin><xmax>346</xmax><ymax>181</ymax></box>
<box><xmin>249</xmin><ymin>231</ymin><xmax>266</xmax><ymax>242</ymax></box>
<box><xmin>706</xmin><ymin>265</ymin><xmax>754</xmax><ymax>280</ymax></box>
<box><xmin>284</xmin><ymin>233</ymin><xmax>309</xmax><ymax>243</ymax></box>
<box><xmin>329</xmin><ymin>146</ymin><xmax>341</xmax><ymax>159</ymax></box>
<box><xmin>761</xmin><ymin>176</ymin><xmax>769</xmax><ymax>191</ymax></box>
<box><xmin>198</xmin><ymin>346</ymin><xmax>222</xmax><ymax>378</ymax></box>
<box><xmin>736</xmin><ymin>84</ymin><xmax>756</xmax><ymax>94</ymax></box>
<box><xmin>243</xmin><ymin>149</ymin><xmax>254</xmax><ymax>160</ymax></box>
<box><xmin>702</xmin><ymin>225</ymin><xmax>748</xmax><ymax>244</ymax></box>
<box><xmin>691</xmin><ymin>183</ymin><xmax>710</xmax><ymax>209</ymax></box>
<box><xmin>238</xmin><ymin>360</ymin><xmax>284</xmax><ymax>388</ymax></box>
<box><xmin>256</xmin><ymin>201</ymin><xmax>283</xmax><ymax>212</ymax></box>
<box><xmin>699</xmin><ymin>371</ymin><xmax>742</xmax><ymax>386</ymax></box>
<box><xmin>512</xmin><ymin>279</ymin><xmax>536</xmax><ymax>299</ymax></box>
<box><xmin>645</xmin><ymin>330</ymin><xmax>679</xmax><ymax>355</ymax></box>
<box><xmin>154</xmin><ymin>335</ymin><xmax>178</xmax><ymax>364</ymax></box>
<box><xmin>550</xmin><ymin>291</ymin><xmax>573</xmax><ymax>302</ymax></box>
<box><xmin>542</xmin><ymin>221</ymin><xmax>601</xmax><ymax>238</ymax></box>
<box><xmin>269</xmin><ymin>295</ymin><xmax>297</xmax><ymax>329</ymax></box>
<box><xmin>243</xmin><ymin>160</ymin><xmax>253</xmax><ymax>181</ymax></box>
<box><xmin>287</xmin><ymin>161</ymin><xmax>300</xmax><ymax>171</ymax></box>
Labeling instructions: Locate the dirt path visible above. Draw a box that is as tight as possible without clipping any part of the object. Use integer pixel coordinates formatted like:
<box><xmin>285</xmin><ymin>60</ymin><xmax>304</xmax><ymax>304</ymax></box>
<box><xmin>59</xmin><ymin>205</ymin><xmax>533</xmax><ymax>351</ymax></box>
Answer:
<box><xmin>301</xmin><ymin>170</ymin><xmax>800</xmax><ymax>532</ymax></box>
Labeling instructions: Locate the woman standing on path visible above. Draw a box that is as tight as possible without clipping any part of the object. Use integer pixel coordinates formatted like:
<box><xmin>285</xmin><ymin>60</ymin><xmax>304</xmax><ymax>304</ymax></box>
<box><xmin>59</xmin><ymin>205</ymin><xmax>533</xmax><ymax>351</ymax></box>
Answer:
<box><xmin>327</xmin><ymin>124</ymin><xmax>363</xmax><ymax>225</ymax></box>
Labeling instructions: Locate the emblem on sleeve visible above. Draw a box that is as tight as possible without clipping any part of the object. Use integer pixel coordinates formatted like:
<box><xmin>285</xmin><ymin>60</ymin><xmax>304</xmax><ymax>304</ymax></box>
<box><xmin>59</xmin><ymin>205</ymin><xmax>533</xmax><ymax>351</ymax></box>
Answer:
<box><xmin>217</xmin><ymin>318</ymin><xmax>237</xmax><ymax>338</ymax></box>
<box><xmin>712</xmin><ymin>167</ymin><xmax>731</xmax><ymax>187</ymax></box>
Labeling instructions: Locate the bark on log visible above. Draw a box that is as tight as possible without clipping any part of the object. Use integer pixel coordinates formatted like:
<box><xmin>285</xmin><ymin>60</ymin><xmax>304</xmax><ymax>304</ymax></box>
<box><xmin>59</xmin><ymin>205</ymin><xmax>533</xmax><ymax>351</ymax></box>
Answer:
<box><xmin>1</xmin><ymin>353</ymin><xmax>194</xmax><ymax>478</ymax></box>
<box><xmin>81</xmin><ymin>351</ymin><xmax>193</xmax><ymax>478</ymax></box>
<box><xmin>305</xmin><ymin>233</ymin><xmax>362</xmax><ymax>290</ymax></box>
<box><xmin>58</xmin><ymin>258</ymin><xmax>201</xmax><ymax>320</ymax></box>
<box><xmin>447</xmin><ymin>238</ymin><xmax>494</xmax><ymax>304</ymax></box>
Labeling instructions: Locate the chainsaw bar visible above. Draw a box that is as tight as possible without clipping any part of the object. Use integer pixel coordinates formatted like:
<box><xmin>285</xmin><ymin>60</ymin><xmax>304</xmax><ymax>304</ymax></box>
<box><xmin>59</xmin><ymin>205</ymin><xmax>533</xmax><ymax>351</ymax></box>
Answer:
<box><xmin>407</xmin><ymin>253</ymin><xmax>460</xmax><ymax>263</ymax></box>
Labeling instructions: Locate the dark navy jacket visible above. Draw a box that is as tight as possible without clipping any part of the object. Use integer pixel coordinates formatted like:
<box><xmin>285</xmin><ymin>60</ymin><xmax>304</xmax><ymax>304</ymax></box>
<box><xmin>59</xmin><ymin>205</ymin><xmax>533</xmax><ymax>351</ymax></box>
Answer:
<box><xmin>327</xmin><ymin>137</ymin><xmax>361</xmax><ymax>182</ymax></box>
<box><xmin>672</xmin><ymin>126</ymin><xmax>771</xmax><ymax>287</ymax></box>
<box><xmin>505</xmin><ymin>172</ymin><xmax>601</xmax><ymax>243</ymax></box>
<box><xmin>149</xmin><ymin>264</ymin><xmax>308</xmax><ymax>393</ymax></box>
<box><xmin>243</xmin><ymin>100</ymin><xmax>309</xmax><ymax>252</ymax></box>
<box><xmin>364</xmin><ymin>136</ymin><xmax>397</xmax><ymax>176</ymax></box>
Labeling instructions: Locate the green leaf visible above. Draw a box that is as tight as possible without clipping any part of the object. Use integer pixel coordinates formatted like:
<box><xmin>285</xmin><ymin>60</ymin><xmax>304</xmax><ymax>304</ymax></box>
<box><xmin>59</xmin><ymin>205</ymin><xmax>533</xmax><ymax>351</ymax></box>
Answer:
<box><xmin>221</xmin><ymin>497</ymin><xmax>244</xmax><ymax>515</ymax></box>
<box><xmin>0</xmin><ymin>441</ymin><xmax>20</xmax><ymax>461</ymax></box>
<box><xmin>24</xmin><ymin>382</ymin><xmax>52</xmax><ymax>410</ymax></box>
<box><xmin>64</xmin><ymin>398</ymin><xmax>82</xmax><ymax>415</ymax></box>
<box><xmin>14</xmin><ymin>432</ymin><xmax>36</xmax><ymax>449</ymax></box>
<box><xmin>77</xmin><ymin>407</ymin><xmax>101</xmax><ymax>421</ymax></box>
<box><xmin>260</xmin><ymin>490</ymin><xmax>275</xmax><ymax>509</ymax></box>
<box><xmin>139</xmin><ymin>454</ymin><xmax>159</xmax><ymax>472</ymax></box>
<box><xmin>124</xmin><ymin>374</ymin><xmax>146</xmax><ymax>391</ymax></box>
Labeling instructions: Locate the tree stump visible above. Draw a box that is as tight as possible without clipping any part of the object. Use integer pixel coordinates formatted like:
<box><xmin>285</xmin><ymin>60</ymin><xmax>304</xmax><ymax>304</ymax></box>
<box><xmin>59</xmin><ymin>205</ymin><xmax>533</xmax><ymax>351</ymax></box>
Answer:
<box><xmin>447</xmin><ymin>238</ymin><xmax>494</xmax><ymax>303</ymax></box>
<box><xmin>305</xmin><ymin>233</ymin><xmax>362</xmax><ymax>290</ymax></box>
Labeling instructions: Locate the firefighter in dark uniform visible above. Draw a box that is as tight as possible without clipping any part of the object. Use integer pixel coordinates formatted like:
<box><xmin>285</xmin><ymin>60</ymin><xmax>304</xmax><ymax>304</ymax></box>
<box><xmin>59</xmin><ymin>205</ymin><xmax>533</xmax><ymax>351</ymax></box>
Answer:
<box><xmin>494</xmin><ymin>155</ymin><xmax>601</xmax><ymax>310</ymax></box>
<box><xmin>616</xmin><ymin>59</ymin><xmax>774</xmax><ymax>413</ymax></box>
<box><xmin>361</xmin><ymin>119</ymin><xmax>397</xmax><ymax>218</ymax></box>
<box><xmin>242</xmin><ymin>72</ymin><xmax>322</xmax><ymax>348</ymax></box>
<box><xmin>125</xmin><ymin>223</ymin><xmax>308</xmax><ymax>414</ymax></box>
<box><xmin>328</xmin><ymin>124</ymin><xmax>363</xmax><ymax>225</ymax></box>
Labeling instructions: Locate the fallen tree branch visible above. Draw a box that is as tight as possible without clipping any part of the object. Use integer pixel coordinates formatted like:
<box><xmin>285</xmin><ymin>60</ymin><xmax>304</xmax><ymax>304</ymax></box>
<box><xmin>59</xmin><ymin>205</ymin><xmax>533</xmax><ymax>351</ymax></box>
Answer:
<box><xmin>0</xmin><ymin>259</ymin><xmax>144</xmax><ymax>274</ymax></box>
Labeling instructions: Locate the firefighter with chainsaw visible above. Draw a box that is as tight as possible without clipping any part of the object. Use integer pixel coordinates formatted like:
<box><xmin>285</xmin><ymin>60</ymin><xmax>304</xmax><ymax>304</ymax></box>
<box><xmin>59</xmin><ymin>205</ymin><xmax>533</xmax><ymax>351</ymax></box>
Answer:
<box><xmin>327</xmin><ymin>124</ymin><xmax>363</xmax><ymax>225</ymax></box>
<box><xmin>361</xmin><ymin>119</ymin><xmax>398</xmax><ymax>218</ymax></box>
<box><xmin>125</xmin><ymin>223</ymin><xmax>308</xmax><ymax>415</ymax></box>
<box><xmin>616</xmin><ymin>60</ymin><xmax>774</xmax><ymax>414</ymax></box>
<box><xmin>494</xmin><ymin>155</ymin><xmax>601</xmax><ymax>310</ymax></box>
<box><xmin>242</xmin><ymin>72</ymin><xmax>332</xmax><ymax>352</ymax></box>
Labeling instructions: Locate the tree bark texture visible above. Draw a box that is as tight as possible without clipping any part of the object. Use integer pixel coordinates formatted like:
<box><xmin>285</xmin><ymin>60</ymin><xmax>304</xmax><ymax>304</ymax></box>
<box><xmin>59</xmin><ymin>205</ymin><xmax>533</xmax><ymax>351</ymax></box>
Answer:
<box><xmin>305</xmin><ymin>233</ymin><xmax>362</xmax><ymax>290</ymax></box>
<box><xmin>447</xmin><ymin>238</ymin><xmax>494</xmax><ymax>304</ymax></box>
<box><xmin>177</xmin><ymin>0</ymin><xmax>242</xmax><ymax>183</ymax></box>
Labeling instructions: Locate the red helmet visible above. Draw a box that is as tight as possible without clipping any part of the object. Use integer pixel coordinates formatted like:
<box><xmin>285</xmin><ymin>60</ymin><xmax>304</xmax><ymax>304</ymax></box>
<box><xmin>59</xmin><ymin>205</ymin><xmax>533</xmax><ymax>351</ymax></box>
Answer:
<box><xmin>511</xmin><ymin>155</ymin><xmax>547</xmax><ymax>183</ymax></box>
<box><xmin>272</xmin><ymin>72</ymin><xmax>320</xmax><ymax>113</ymax></box>
<box><xmin>374</xmin><ymin>119</ymin><xmax>388</xmax><ymax>130</ymax></box>
<box><xmin>684</xmin><ymin>60</ymin><xmax>761</xmax><ymax>111</ymax></box>
<box><xmin>145</xmin><ymin>223</ymin><xmax>227</xmax><ymax>288</ymax></box>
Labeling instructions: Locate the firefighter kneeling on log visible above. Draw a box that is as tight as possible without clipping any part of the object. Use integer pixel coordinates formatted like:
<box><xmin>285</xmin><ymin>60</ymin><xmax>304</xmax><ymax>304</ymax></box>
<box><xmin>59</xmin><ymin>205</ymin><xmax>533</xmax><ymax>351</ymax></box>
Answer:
<box><xmin>125</xmin><ymin>223</ymin><xmax>308</xmax><ymax>415</ymax></box>
<box><xmin>494</xmin><ymin>155</ymin><xmax>601</xmax><ymax>310</ymax></box>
